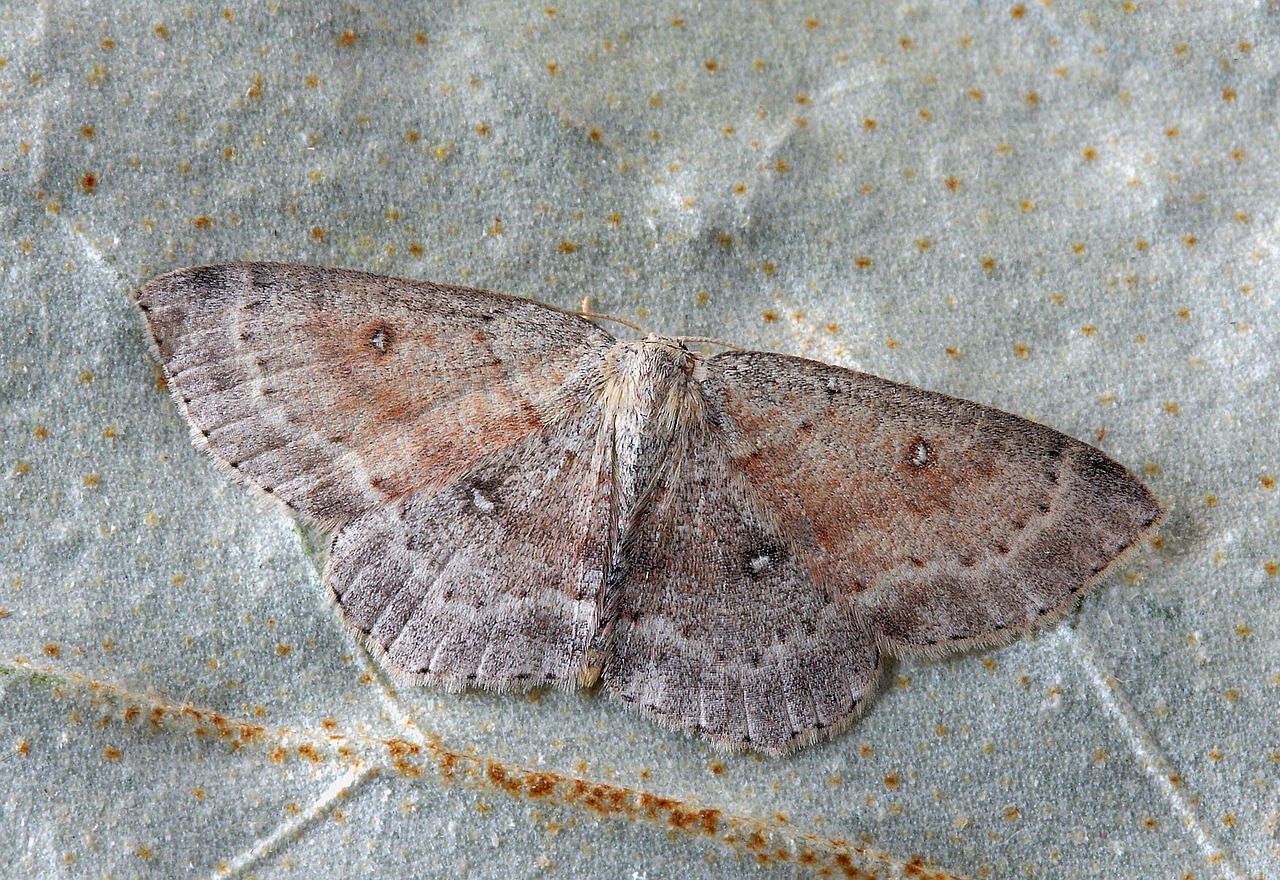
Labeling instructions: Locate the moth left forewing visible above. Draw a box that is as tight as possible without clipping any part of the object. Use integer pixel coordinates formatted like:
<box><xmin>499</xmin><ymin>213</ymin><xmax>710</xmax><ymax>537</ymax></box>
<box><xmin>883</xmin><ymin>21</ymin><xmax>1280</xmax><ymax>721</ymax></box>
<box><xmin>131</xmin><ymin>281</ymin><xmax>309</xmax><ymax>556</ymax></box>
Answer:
<box><xmin>135</xmin><ymin>262</ymin><xmax>616</xmax><ymax>530</ymax></box>
<box><xmin>705</xmin><ymin>350</ymin><xmax>1163</xmax><ymax>659</ymax></box>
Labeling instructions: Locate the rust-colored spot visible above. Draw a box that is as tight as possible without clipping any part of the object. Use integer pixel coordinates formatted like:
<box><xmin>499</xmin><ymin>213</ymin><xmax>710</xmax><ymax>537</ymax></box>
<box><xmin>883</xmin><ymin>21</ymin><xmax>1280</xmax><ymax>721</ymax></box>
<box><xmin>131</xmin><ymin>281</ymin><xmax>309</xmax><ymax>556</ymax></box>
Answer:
<box><xmin>704</xmin><ymin>59</ymin><xmax>718</xmax><ymax>72</ymax></box>
<box><xmin>103</xmin><ymin>745</ymin><xmax>122</xmax><ymax>761</ymax></box>
<box><xmin>526</xmin><ymin>773</ymin><xmax>556</xmax><ymax>797</ymax></box>
<box><xmin>762</xmin><ymin>310</ymin><xmax>779</xmax><ymax>323</ymax></box>
<box><xmin>80</xmin><ymin>173</ymin><xmax>97</xmax><ymax>192</ymax></box>
<box><xmin>1261</xmin><ymin>475</ymin><xmax>1276</xmax><ymax>490</ymax></box>
<box><xmin>385</xmin><ymin>738</ymin><xmax>420</xmax><ymax>757</ymax></box>
<box><xmin>153</xmin><ymin>24</ymin><xmax>169</xmax><ymax>39</ymax></box>
<box><xmin>15</xmin><ymin>739</ymin><xmax>29</xmax><ymax>757</ymax></box>
<box><xmin>393</xmin><ymin>758</ymin><xmax>422</xmax><ymax>777</ymax></box>
<box><xmin>854</xmin><ymin>256</ymin><xmax>872</xmax><ymax>269</ymax></box>
<box><xmin>43</xmin><ymin>643</ymin><xmax>60</xmax><ymax>657</ymax></box>
<box><xmin>833</xmin><ymin>853</ymin><xmax>858</xmax><ymax>877</ymax></box>
<box><xmin>192</xmin><ymin>215</ymin><xmax>212</xmax><ymax>229</ymax></box>
<box><xmin>337</xmin><ymin>30</ymin><xmax>357</xmax><ymax>47</ymax></box>
<box><xmin>944</xmin><ymin>175</ymin><xmax>960</xmax><ymax>191</ymax></box>
<box><xmin>883</xmin><ymin>772</ymin><xmax>900</xmax><ymax>789</ymax></box>
<box><xmin>438</xmin><ymin>751</ymin><xmax>459</xmax><ymax>781</ymax></box>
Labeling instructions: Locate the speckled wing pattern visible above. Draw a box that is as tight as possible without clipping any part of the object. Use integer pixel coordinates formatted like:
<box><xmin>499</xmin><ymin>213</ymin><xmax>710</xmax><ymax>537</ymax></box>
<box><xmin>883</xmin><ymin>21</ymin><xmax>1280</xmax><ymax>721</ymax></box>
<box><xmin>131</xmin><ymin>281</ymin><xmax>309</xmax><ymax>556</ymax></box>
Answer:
<box><xmin>137</xmin><ymin>263</ymin><xmax>617</xmax><ymax>690</ymax></box>
<box><xmin>137</xmin><ymin>263</ymin><xmax>1163</xmax><ymax>756</ymax></box>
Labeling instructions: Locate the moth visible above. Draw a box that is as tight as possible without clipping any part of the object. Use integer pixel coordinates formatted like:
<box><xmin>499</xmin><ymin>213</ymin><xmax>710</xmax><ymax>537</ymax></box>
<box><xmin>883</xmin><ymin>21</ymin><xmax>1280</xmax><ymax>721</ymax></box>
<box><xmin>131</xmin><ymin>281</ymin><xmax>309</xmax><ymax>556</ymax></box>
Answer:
<box><xmin>136</xmin><ymin>263</ymin><xmax>1163</xmax><ymax>755</ymax></box>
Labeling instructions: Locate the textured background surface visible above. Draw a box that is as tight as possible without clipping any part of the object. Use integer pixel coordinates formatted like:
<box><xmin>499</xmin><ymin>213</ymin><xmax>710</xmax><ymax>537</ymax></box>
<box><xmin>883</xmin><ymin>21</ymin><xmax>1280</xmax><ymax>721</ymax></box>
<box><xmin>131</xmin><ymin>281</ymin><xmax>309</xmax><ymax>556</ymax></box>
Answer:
<box><xmin>1</xmin><ymin>3</ymin><xmax>1276</xmax><ymax>878</ymax></box>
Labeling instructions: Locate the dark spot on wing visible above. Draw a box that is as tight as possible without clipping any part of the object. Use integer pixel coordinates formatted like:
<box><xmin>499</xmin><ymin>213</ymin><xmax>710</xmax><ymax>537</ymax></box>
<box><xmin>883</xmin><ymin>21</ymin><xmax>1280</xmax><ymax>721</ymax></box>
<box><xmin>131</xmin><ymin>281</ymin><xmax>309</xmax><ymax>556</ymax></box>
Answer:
<box><xmin>741</xmin><ymin>535</ymin><xmax>789</xmax><ymax>581</ymax></box>
<box><xmin>905</xmin><ymin>436</ymin><xmax>932</xmax><ymax>468</ymax></box>
<box><xmin>365</xmin><ymin>321</ymin><xmax>394</xmax><ymax>357</ymax></box>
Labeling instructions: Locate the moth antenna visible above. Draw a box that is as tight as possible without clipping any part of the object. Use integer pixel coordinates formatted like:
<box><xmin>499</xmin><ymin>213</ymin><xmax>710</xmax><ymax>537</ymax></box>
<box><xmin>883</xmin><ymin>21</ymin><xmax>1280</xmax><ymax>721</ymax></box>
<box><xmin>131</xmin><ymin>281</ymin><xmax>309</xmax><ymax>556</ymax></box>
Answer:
<box><xmin>675</xmin><ymin>335</ymin><xmax>743</xmax><ymax>352</ymax></box>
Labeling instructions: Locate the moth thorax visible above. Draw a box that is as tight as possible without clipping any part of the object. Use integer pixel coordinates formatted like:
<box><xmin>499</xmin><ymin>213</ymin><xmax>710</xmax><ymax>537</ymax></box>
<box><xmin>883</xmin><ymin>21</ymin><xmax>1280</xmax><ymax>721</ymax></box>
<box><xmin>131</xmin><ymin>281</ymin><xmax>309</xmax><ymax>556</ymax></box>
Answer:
<box><xmin>603</xmin><ymin>337</ymin><xmax>707</xmax><ymax>509</ymax></box>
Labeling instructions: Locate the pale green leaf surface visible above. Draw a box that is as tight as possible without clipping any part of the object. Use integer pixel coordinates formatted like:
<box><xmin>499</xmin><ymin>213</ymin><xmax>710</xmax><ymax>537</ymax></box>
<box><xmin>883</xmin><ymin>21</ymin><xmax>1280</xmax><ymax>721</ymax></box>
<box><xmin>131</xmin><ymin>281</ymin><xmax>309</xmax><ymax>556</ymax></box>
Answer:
<box><xmin>1</xmin><ymin>3</ymin><xmax>1276</xmax><ymax>878</ymax></box>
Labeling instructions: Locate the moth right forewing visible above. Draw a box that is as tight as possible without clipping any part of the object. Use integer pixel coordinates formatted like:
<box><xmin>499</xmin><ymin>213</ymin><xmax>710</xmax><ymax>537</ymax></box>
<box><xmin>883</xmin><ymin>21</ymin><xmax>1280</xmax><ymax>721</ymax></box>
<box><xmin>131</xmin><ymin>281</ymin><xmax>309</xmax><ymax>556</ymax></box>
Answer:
<box><xmin>704</xmin><ymin>350</ymin><xmax>1163</xmax><ymax>656</ymax></box>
